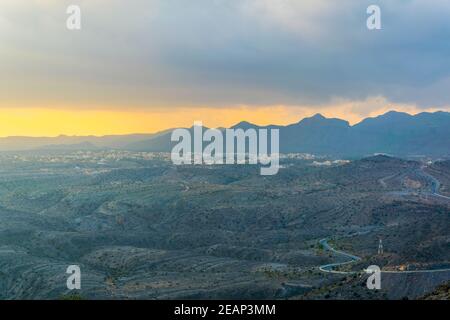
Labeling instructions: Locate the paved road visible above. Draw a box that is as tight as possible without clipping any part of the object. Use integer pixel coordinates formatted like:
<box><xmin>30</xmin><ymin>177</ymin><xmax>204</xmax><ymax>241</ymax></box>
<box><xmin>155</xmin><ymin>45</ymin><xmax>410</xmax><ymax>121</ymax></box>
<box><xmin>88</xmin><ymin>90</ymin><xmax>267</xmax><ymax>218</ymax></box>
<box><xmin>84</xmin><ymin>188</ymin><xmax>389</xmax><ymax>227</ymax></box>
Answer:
<box><xmin>318</xmin><ymin>238</ymin><xmax>361</xmax><ymax>274</ymax></box>
<box><xmin>318</xmin><ymin>237</ymin><xmax>450</xmax><ymax>274</ymax></box>
<box><xmin>318</xmin><ymin>164</ymin><xmax>450</xmax><ymax>275</ymax></box>
<box><xmin>380</xmin><ymin>165</ymin><xmax>450</xmax><ymax>201</ymax></box>
<box><xmin>418</xmin><ymin>166</ymin><xmax>450</xmax><ymax>200</ymax></box>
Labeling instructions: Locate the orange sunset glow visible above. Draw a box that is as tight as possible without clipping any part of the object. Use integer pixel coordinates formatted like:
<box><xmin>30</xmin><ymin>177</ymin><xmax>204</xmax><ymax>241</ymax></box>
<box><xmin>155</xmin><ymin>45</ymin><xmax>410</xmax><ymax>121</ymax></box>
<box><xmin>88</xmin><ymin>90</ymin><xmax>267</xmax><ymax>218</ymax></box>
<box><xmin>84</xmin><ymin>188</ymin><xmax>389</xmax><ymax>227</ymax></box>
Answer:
<box><xmin>0</xmin><ymin>106</ymin><xmax>304</xmax><ymax>137</ymax></box>
<box><xmin>0</xmin><ymin>1</ymin><xmax>448</xmax><ymax>137</ymax></box>
<box><xmin>0</xmin><ymin>103</ymin><xmax>441</xmax><ymax>137</ymax></box>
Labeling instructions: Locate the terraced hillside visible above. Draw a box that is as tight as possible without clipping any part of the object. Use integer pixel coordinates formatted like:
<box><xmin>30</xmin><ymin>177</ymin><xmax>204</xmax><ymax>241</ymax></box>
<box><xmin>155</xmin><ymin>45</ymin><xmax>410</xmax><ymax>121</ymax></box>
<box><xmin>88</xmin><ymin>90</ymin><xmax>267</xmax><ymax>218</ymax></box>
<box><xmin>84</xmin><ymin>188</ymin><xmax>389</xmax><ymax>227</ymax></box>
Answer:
<box><xmin>0</xmin><ymin>151</ymin><xmax>448</xmax><ymax>299</ymax></box>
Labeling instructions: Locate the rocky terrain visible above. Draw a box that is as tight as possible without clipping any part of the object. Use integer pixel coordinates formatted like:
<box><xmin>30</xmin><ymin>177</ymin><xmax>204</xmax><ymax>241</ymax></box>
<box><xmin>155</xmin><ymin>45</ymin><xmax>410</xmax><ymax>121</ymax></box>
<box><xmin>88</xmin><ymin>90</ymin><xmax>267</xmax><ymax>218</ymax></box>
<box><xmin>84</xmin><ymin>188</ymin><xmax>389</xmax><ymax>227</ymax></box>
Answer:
<box><xmin>0</xmin><ymin>151</ymin><xmax>448</xmax><ymax>299</ymax></box>
<box><xmin>421</xmin><ymin>281</ymin><xmax>450</xmax><ymax>300</ymax></box>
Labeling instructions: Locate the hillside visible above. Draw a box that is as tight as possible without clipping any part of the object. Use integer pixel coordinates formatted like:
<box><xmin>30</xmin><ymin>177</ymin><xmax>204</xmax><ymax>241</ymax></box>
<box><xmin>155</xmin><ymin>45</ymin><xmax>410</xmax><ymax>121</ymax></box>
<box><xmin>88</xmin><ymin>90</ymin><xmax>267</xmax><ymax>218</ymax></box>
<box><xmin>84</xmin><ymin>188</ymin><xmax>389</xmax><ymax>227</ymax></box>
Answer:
<box><xmin>124</xmin><ymin>111</ymin><xmax>450</xmax><ymax>157</ymax></box>
<box><xmin>0</xmin><ymin>111</ymin><xmax>449</xmax><ymax>159</ymax></box>
<box><xmin>0</xmin><ymin>152</ymin><xmax>448</xmax><ymax>299</ymax></box>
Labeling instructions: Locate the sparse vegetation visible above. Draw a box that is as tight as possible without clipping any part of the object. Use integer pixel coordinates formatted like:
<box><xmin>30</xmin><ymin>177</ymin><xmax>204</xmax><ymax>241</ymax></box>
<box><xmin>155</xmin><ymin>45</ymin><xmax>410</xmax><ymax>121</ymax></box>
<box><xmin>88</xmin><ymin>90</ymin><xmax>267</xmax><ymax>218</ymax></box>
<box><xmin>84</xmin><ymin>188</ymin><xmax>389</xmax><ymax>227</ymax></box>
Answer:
<box><xmin>0</xmin><ymin>151</ymin><xmax>448</xmax><ymax>299</ymax></box>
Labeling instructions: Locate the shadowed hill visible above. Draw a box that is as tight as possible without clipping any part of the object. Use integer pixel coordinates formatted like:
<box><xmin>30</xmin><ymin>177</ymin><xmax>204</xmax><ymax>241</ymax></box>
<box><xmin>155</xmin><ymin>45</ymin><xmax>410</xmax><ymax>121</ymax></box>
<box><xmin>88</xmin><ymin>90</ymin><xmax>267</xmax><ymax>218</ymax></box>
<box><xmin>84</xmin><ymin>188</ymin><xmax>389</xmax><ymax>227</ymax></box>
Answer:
<box><xmin>0</xmin><ymin>111</ymin><xmax>448</xmax><ymax>158</ymax></box>
<box><xmin>125</xmin><ymin>111</ymin><xmax>450</xmax><ymax>157</ymax></box>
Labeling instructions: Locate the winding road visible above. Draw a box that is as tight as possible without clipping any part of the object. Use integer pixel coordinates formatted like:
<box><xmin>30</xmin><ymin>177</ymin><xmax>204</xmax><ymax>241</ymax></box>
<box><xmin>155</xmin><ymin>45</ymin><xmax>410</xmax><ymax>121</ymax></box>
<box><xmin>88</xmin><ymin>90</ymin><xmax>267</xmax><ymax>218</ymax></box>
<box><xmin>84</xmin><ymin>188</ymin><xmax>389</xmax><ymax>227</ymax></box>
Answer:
<box><xmin>418</xmin><ymin>166</ymin><xmax>450</xmax><ymax>200</ymax></box>
<box><xmin>318</xmin><ymin>238</ymin><xmax>361</xmax><ymax>274</ymax></box>
<box><xmin>318</xmin><ymin>238</ymin><xmax>450</xmax><ymax>275</ymax></box>
<box><xmin>319</xmin><ymin>166</ymin><xmax>450</xmax><ymax>275</ymax></box>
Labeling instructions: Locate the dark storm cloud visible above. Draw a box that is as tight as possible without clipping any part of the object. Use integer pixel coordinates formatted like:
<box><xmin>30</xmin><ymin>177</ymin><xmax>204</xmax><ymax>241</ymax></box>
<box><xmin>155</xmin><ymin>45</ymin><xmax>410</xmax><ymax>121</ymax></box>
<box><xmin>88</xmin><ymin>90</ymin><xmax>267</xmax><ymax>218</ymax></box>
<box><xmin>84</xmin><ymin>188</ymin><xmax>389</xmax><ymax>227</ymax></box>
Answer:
<box><xmin>1</xmin><ymin>0</ymin><xmax>450</xmax><ymax>109</ymax></box>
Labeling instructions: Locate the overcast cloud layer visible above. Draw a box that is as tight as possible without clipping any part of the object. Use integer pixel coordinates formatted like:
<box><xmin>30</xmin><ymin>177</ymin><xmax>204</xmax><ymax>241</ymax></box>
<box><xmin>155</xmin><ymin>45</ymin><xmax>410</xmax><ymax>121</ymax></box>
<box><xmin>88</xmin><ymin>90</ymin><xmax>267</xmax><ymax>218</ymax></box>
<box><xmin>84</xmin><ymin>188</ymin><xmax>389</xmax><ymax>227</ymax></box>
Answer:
<box><xmin>1</xmin><ymin>0</ymin><xmax>450</xmax><ymax>111</ymax></box>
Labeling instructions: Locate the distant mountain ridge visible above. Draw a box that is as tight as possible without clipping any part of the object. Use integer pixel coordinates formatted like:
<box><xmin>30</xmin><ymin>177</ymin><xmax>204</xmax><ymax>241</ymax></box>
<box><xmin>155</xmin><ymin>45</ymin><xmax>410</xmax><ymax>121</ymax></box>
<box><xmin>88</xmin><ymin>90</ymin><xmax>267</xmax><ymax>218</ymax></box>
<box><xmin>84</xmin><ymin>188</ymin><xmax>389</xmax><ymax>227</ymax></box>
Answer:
<box><xmin>1</xmin><ymin>111</ymin><xmax>449</xmax><ymax>157</ymax></box>
<box><xmin>125</xmin><ymin>110</ymin><xmax>450</xmax><ymax>157</ymax></box>
<box><xmin>0</xmin><ymin>131</ymin><xmax>171</xmax><ymax>152</ymax></box>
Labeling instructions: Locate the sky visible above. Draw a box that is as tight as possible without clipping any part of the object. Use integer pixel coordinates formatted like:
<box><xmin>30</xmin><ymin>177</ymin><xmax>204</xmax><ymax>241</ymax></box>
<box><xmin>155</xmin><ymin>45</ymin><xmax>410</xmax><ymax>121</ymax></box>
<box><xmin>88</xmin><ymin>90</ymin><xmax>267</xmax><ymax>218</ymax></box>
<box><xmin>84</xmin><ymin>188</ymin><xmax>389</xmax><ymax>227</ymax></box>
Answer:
<box><xmin>0</xmin><ymin>0</ymin><xmax>449</xmax><ymax>136</ymax></box>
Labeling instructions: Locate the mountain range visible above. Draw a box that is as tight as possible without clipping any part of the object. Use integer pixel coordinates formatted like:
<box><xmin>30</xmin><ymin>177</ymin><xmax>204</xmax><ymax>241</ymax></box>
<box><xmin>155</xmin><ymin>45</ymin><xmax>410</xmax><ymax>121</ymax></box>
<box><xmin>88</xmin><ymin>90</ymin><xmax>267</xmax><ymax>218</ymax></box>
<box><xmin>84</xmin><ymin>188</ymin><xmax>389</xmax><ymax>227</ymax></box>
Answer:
<box><xmin>1</xmin><ymin>111</ymin><xmax>449</xmax><ymax>158</ymax></box>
